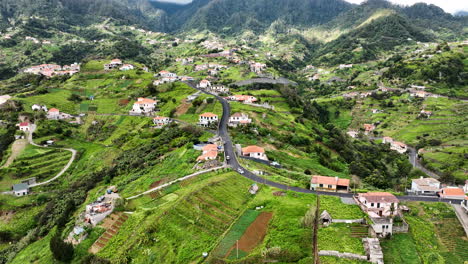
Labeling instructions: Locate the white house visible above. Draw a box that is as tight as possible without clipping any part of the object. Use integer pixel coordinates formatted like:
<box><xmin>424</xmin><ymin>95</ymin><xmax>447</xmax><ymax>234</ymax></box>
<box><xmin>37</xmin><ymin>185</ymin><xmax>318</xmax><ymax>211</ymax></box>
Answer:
<box><xmin>198</xmin><ymin>80</ymin><xmax>211</xmax><ymax>88</ymax></box>
<box><xmin>411</xmin><ymin>177</ymin><xmax>440</xmax><ymax>195</ymax></box>
<box><xmin>229</xmin><ymin>113</ymin><xmax>252</xmax><ymax>127</ymax></box>
<box><xmin>210</xmin><ymin>85</ymin><xmax>229</xmax><ymax>94</ymax></box>
<box><xmin>228</xmin><ymin>95</ymin><xmax>258</xmax><ymax>104</ymax></box>
<box><xmin>153</xmin><ymin>116</ymin><xmax>171</xmax><ymax>128</ymax></box>
<box><xmin>382</xmin><ymin>137</ymin><xmax>408</xmax><ymax>154</ymax></box>
<box><xmin>31</xmin><ymin>104</ymin><xmax>43</xmax><ymax>111</ymax></box>
<box><xmin>199</xmin><ymin>113</ymin><xmax>218</xmax><ymax>127</ymax></box>
<box><xmin>47</xmin><ymin>108</ymin><xmax>60</xmax><ymax>120</ymax></box>
<box><xmin>357</xmin><ymin>192</ymin><xmax>399</xmax><ymax>218</ymax></box>
<box><xmin>104</xmin><ymin>59</ymin><xmax>122</xmax><ymax>70</ymax></box>
<box><xmin>462</xmin><ymin>197</ymin><xmax>468</xmax><ymax>213</ymax></box>
<box><xmin>242</xmin><ymin>145</ymin><xmax>268</xmax><ymax>161</ymax></box>
<box><xmin>119</xmin><ymin>64</ymin><xmax>134</xmax><ymax>71</ymax></box>
<box><xmin>347</xmin><ymin>131</ymin><xmax>359</xmax><ymax>138</ymax></box>
<box><xmin>158</xmin><ymin>71</ymin><xmax>177</xmax><ymax>78</ymax></box>
<box><xmin>17</xmin><ymin>122</ymin><xmax>30</xmax><ymax>132</ymax></box>
<box><xmin>13</xmin><ymin>183</ymin><xmax>29</xmax><ymax>196</ymax></box>
<box><xmin>130</xmin><ymin>98</ymin><xmax>157</xmax><ymax>115</ymax></box>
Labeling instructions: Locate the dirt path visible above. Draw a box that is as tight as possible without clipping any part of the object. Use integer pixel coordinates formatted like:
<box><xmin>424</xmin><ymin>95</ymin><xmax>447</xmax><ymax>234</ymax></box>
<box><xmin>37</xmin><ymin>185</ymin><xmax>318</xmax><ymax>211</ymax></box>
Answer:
<box><xmin>226</xmin><ymin>212</ymin><xmax>273</xmax><ymax>257</ymax></box>
<box><xmin>1</xmin><ymin>139</ymin><xmax>28</xmax><ymax>168</ymax></box>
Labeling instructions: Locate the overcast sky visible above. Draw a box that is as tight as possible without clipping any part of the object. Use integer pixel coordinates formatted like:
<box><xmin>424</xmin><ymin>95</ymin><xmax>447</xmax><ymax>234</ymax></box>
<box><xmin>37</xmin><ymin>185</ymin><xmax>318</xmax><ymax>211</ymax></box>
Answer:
<box><xmin>156</xmin><ymin>0</ymin><xmax>467</xmax><ymax>13</ymax></box>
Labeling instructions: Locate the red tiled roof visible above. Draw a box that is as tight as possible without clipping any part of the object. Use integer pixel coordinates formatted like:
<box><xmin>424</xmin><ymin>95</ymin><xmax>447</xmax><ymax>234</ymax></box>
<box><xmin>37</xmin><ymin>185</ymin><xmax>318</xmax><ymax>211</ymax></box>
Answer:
<box><xmin>242</xmin><ymin>145</ymin><xmax>265</xmax><ymax>154</ymax></box>
<box><xmin>135</xmin><ymin>98</ymin><xmax>156</xmax><ymax>104</ymax></box>
<box><xmin>200</xmin><ymin>112</ymin><xmax>217</xmax><ymax>118</ymax></box>
<box><xmin>358</xmin><ymin>192</ymin><xmax>399</xmax><ymax>203</ymax></box>
<box><xmin>441</xmin><ymin>188</ymin><xmax>465</xmax><ymax>196</ymax></box>
<box><xmin>202</xmin><ymin>144</ymin><xmax>218</xmax><ymax>152</ymax></box>
<box><xmin>19</xmin><ymin>122</ymin><xmax>29</xmax><ymax>126</ymax></box>
<box><xmin>153</xmin><ymin>116</ymin><xmax>168</xmax><ymax>120</ymax></box>
<box><xmin>49</xmin><ymin>108</ymin><xmax>59</xmax><ymax>112</ymax></box>
<box><xmin>311</xmin><ymin>176</ymin><xmax>350</xmax><ymax>187</ymax></box>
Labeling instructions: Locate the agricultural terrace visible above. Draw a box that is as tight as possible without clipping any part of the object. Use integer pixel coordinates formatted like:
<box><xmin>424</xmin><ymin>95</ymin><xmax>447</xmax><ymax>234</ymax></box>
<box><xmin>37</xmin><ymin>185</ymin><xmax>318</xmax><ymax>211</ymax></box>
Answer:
<box><xmin>0</xmin><ymin>145</ymin><xmax>71</xmax><ymax>191</ymax></box>
<box><xmin>382</xmin><ymin>202</ymin><xmax>468</xmax><ymax>264</ymax></box>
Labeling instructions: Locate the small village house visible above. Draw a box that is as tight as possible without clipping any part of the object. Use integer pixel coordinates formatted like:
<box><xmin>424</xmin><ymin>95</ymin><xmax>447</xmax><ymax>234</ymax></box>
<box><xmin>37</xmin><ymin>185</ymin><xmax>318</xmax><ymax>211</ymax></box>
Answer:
<box><xmin>48</xmin><ymin>108</ymin><xmax>60</xmax><ymax>120</ymax></box>
<box><xmin>228</xmin><ymin>113</ymin><xmax>252</xmax><ymax>127</ymax></box>
<box><xmin>228</xmin><ymin>95</ymin><xmax>258</xmax><ymax>104</ymax></box>
<box><xmin>439</xmin><ymin>187</ymin><xmax>466</xmax><ymax>200</ymax></box>
<box><xmin>153</xmin><ymin>116</ymin><xmax>171</xmax><ymax>128</ymax></box>
<box><xmin>158</xmin><ymin>70</ymin><xmax>177</xmax><ymax>78</ymax></box>
<box><xmin>17</xmin><ymin>122</ymin><xmax>31</xmax><ymax>132</ymax></box>
<box><xmin>209</xmin><ymin>85</ymin><xmax>229</xmax><ymax>94</ymax></box>
<box><xmin>119</xmin><ymin>64</ymin><xmax>134</xmax><ymax>71</ymax></box>
<box><xmin>198</xmin><ymin>79</ymin><xmax>211</xmax><ymax>88</ymax></box>
<box><xmin>199</xmin><ymin>113</ymin><xmax>218</xmax><ymax>127</ymax></box>
<box><xmin>310</xmin><ymin>176</ymin><xmax>350</xmax><ymax>193</ymax></box>
<box><xmin>363</xmin><ymin>124</ymin><xmax>375</xmax><ymax>135</ymax></box>
<box><xmin>12</xmin><ymin>183</ymin><xmax>29</xmax><ymax>196</ymax></box>
<box><xmin>357</xmin><ymin>192</ymin><xmax>399</xmax><ymax>218</ymax></box>
<box><xmin>104</xmin><ymin>59</ymin><xmax>122</xmax><ymax>70</ymax></box>
<box><xmin>347</xmin><ymin>131</ymin><xmax>359</xmax><ymax>138</ymax></box>
<box><xmin>411</xmin><ymin>177</ymin><xmax>440</xmax><ymax>195</ymax></box>
<box><xmin>242</xmin><ymin>145</ymin><xmax>268</xmax><ymax>161</ymax></box>
<box><xmin>197</xmin><ymin>144</ymin><xmax>218</xmax><ymax>161</ymax></box>
<box><xmin>356</xmin><ymin>192</ymin><xmax>400</xmax><ymax>236</ymax></box>
<box><xmin>130</xmin><ymin>98</ymin><xmax>157</xmax><ymax>115</ymax></box>
<box><xmin>382</xmin><ymin>137</ymin><xmax>408</xmax><ymax>154</ymax></box>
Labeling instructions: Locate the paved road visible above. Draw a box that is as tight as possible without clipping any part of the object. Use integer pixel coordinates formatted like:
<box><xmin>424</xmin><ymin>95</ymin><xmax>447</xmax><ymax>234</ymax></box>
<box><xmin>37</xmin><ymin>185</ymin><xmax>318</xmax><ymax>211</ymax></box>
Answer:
<box><xmin>27</xmin><ymin>124</ymin><xmax>77</xmax><ymax>187</ymax></box>
<box><xmin>183</xmin><ymin>81</ymin><xmax>462</xmax><ymax>204</ymax></box>
<box><xmin>452</xmin><ymin>204</ymin><xmax>468</xmax><ymax>236</ymax></box>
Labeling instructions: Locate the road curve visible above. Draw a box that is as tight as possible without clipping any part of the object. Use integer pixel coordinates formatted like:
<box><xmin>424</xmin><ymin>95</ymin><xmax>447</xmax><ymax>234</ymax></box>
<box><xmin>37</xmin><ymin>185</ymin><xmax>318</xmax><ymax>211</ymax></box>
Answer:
<box><xmin>183</xmin><ymin>81</ymin><xmax>462</xmax><ymax>204</ymax></box>
<box><xmin>27</xmin><ymin>124</ymin><xmax>77</xmax><ymax>187</ymax></box>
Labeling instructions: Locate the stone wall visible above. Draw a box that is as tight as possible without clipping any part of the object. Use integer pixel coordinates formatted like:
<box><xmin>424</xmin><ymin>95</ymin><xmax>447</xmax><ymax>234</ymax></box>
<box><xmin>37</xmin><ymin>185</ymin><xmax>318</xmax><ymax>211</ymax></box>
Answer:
<box><xmin>332</xmin><ymin>218</ymin><xmax>366</xmax><ymax>224</ymax></box>
<box><xmin>318</xmin><ymin>250</ymin><xmax>368</xmax><ymax>261</ymax></box>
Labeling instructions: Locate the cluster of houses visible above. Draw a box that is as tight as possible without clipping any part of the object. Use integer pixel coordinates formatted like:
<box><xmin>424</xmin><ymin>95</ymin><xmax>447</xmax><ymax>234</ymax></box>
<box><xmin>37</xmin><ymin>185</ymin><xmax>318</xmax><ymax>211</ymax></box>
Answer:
<box><xmin>343</xmin><ymin>91</ymin><xmax>373</xmax><ymax>99</ymax></box>
<box><xmin>129</xmin><ymin>97</ymin><xmax>158</xmax><ymax>116</ymax></box>
<box><xmin>103</xmin><ymin>59</ymin><xmax>134</xmax><ymax>71</ymax></box>
<box><xmin>24</xmin><ymin>63</ymin><xmax>80</xmax><ymax>77</ymax></box>
<box><xmin>153</xmin><ymin>71</ymin><xmax>194</xmax><ymax>85</ymax></box>
<box><xmin>382</xmin><ymin>137</ymin><xmax>408</xmax><ymax>154</ymax></box>
<box><xmin>200</xmin><ymin>40</ymin><xmax>224</xmax><ymax>51</ymax></box>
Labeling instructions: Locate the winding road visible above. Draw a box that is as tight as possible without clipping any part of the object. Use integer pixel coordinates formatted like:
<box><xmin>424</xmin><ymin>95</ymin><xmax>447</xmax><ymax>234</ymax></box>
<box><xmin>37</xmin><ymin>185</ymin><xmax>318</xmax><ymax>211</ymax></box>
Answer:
<box><xmin>183</xmin><ymin>81</ymin><xmax>463</xmax><ymax>204</ymax></box>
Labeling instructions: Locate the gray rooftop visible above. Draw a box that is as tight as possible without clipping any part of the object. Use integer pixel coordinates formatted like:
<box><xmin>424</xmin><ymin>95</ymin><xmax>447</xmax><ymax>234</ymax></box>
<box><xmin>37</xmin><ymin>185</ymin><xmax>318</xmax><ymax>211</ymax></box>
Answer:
<box><xmin>13</xmin><ymin>183</ymin><xmax>29</xmax><ymax>191</ymax></box>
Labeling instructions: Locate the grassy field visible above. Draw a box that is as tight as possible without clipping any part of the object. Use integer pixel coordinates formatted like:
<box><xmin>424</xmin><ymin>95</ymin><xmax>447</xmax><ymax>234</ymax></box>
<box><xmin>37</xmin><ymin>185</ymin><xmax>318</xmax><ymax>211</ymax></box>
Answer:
<box><xmin>318</xmin><ymin>223</ymin><xmax>366</xmax><ymax>255</ymax></box>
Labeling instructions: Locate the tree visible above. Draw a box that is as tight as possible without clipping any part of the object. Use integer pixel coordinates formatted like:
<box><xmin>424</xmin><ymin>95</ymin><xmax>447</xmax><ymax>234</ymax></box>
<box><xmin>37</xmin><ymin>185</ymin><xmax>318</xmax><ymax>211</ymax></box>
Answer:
<box><xmin>50</xmin><ymin>233</ymin><xmax>74</xmax><ymax>262</ymax></box>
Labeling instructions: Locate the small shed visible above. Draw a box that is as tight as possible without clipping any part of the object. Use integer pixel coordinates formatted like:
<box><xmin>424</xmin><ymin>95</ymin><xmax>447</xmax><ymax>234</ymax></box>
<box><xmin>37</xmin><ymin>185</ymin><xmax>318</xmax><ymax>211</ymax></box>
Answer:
<box><xmin>13</xmin><ymin>183</ymin><xmax>29</xmax><ymax>196</ymax></box>
<box><xmin>249</xmin><ymin>183</ymin><xmax>259</xmax><ymax>195</ymax></box>
<box><xmin>319</xmin><ymin>210</ymin><xmax>332</xmax><ymax>226</ymax></box>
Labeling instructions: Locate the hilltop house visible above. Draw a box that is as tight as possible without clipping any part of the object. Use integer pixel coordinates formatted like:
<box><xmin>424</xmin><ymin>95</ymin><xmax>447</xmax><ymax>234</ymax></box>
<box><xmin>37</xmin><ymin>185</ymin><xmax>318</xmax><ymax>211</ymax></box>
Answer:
<box><xmin>129</xmin><ymin>98</ymin><xmax>157</xmax><ymax>115</ymax></box>
<box><xmin>411</xmin><ymin>177</ymin><xmax>440</xmax><ymax>195</ymax></box>
<box><xmin>198</xmin><ymin>80</ymin><xmax>211</xmax><ymax>88</ymax></box>
<box><xmin>209</xmin><ymin>85</ymin><xmax>229</xmax><ymax>94</ymax></box>
<box><xmin>363</xmin><ymin>124</ymin><xmax>375</xmax><ymax>135</ymax></box>
<box><xmin>439</xmin><ymin>187</ymin><xmax>466</xmax><ymax>200</ymax></box>
<box><xmin>250</xmin><ymin>62</ymin><xmax>266</xmax><ymax>73</ymax></box>
<box><xmin>197</xmin><ymin>144</ymin><xmax>219</xmax><ymax>162</ymax></box>
<box><xmin>242</xmin><ymin>146</ymin><xmax>268</xmax><ymax>161</ymax></box>
<box><xmin>119</xmin><ymin>64</ymin><xmax>134</xmax><ymax>71</ymax></box>
<box><xmin>104</xmin><ymin>59</ymin><xmax>122</xmax><ymax>70</ymax></box>
<box><xmin>24</xmin><ymin>63</ymin><xmax>80</xmax><ymax>77</ymax></box>
<box><xmin>382</xmin><ymin>137</ymin><xmax>407</xmax><ymax>154</ymax></box>
<box><xmin>12</xmin><ymin>183</ymin><xmax>29</xmax><ymax>196</ymax></box>
<box><xmin>199</xmin><ymin>113</ymin><xmax>218</xmax><ymax>127</ymax></box>
<box><xmin>228</xmin><ymin>95</ymin><xmax>258</xmax><ymax>104</ymax></box>
<box><xmin>228</xmin><ymin>113</ymin><xmax>252</xmax><ymax>127</ymax></box>
<box><xmin>310</xmin><ymin>176</ymin><xmax>350</xmax><ymax>193</ymax></box>
<box><xmin>153</xmin><ymin>116</ymin><xmax>171</xmax><ymax>128</ymax></box>
<box><xmin>17</xmin><ymin>122</ymin><xmax>30</xmax><ymax>132</ymax></box>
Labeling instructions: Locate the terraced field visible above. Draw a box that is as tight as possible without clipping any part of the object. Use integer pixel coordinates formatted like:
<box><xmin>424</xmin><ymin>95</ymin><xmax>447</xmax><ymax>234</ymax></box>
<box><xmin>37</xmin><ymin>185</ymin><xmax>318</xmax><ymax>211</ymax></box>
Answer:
<box><xmin>97</xmin><ymin>173</ymin><xmax>254</xmax><ymax>264</ymax></box>
<box><xmin>0</xmin><ymin>146</ymin><xmax>72</xmax><ymax>191</ymax></box>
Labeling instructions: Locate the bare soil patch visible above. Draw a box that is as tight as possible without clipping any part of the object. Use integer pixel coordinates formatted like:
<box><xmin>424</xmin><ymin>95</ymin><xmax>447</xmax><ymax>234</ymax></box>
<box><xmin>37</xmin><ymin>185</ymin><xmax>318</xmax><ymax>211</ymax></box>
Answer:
<box><xmin>226</xmin><ymin>212</ymin><xmax>273</xmax><ymax>257</ymax></box>
<box><xmin>175</xmin><ymin>99</ymin><xmax>191</xmax><ymax>116</ymax></box>
<box><xmin>1</xmin><ymin>139</ymin><xmax>28</xmax><ymax>168</ymax></box>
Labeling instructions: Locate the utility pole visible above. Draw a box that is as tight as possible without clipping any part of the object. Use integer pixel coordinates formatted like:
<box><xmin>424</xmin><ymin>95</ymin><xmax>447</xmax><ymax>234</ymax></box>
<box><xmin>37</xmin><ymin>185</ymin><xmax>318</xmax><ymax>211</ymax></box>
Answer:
<box><xmin>236</xmin><ymin>240</ymin><xmax>239</xmax><ymax>259</ymax></box>
<box><xmin>313</xmin><ymin>195</ymin><xmax>320</xmax><ymax>264</ymax></box>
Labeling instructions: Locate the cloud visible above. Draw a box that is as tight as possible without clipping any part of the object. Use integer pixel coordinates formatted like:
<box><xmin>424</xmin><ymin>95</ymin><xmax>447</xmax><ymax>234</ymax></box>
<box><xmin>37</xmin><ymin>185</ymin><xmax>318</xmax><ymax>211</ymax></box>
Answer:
<box><xmin>345</xmin><ymin>0</ymin><xmax>468</xmax><ymax>13</ymax></box>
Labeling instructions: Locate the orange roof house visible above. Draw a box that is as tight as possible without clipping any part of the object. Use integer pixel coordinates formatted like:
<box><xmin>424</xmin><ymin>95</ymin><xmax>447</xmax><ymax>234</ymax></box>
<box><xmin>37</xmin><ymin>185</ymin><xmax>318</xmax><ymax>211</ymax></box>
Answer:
<box><xmin>310</xmin><ymin>176</ymin><xmax>350</xmax><ymax>192</ymax></box>
<box><xmin>439</xmin><ymin>188</ymin><xmax>466</xmax><ymax>200</ymax></box>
